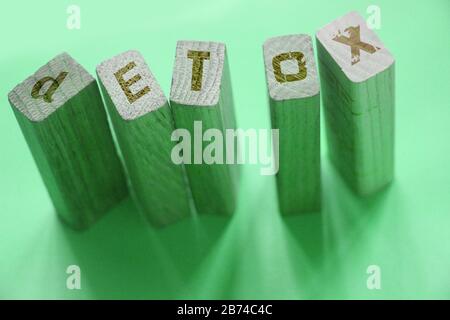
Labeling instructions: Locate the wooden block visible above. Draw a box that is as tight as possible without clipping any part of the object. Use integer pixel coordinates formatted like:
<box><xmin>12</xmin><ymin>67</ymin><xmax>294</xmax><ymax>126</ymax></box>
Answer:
<box><xmin>316</xmin><ymin>11</ymin><xmax>395</xmax><ymax>195</ymax></box>
<box><xmin>263</xmin><ymin>34</ymin><xmax>321</xmax><ymax>214</ymax></box>
<box><xmin>96</xmin><ymin>50</ymin><xmax>192</xmax><ymax>226</ymax></box>
<box><xmin>170</xmin><ymin>41</ymin><xmax>238</xmax><ymax>215</ymax></box>
<box><xmin>8</xmin><ymin>52</ymin><xmax>128</xmax><ymax>229</ymax></box>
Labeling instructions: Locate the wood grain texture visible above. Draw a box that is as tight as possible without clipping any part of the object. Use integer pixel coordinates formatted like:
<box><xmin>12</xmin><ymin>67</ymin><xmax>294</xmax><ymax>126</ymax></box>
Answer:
<box><xmin>263</xmin><ymin>34</ymin><xmax>321</xmax><ymax>214</ymax></box>
<box><xmin>170</xmin><ymin>41</ymin><xmax>239</xmax><ymax>215</ymax></box>
<box><xmin>97</xmin><ymin>50</ymin><xmax>192</xmax><ymax>226</ymax></box>
<box><xmin>8</xmin><ymin>52</ymin><xmax>128</xmax><ymax>229</ymax></box>
<box><xmin>316</xmin><ymin>11</ymin><xmax>395</xmax><ymax>195</ymax></box>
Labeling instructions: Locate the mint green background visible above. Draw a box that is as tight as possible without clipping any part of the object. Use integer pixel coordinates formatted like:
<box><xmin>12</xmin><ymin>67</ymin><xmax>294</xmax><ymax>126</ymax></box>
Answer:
<box><xmin>1</xmin><ymin>0</ymin><xmax>449</xmax><ymax>299</ymax></box>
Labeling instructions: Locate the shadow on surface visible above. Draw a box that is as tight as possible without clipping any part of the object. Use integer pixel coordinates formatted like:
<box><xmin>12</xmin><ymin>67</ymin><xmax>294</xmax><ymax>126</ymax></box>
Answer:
<box><xmin>322</xmin><ymin>158</ymin><xmax>393</xmax><ymax>254</ymax></box>
<box><xmin>316</xmin><ymin>158</ymin><xmax>396</xmax><ymax>297</ymax></box>
<box><xmin>282</xmin><ymin>211</ymin><xmax>324</xmax><ymax>270</ymax></box>
<box><xmin>58</xmin><ymin>197</ymin><xmax>232</xmax><ymax>299</ymax></box>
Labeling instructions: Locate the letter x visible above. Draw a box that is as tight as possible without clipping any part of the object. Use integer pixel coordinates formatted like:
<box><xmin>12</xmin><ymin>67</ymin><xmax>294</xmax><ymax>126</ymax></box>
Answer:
<box><xmin>332</xmin><ymin>25</ymin><xmax>380</xmax><ymax>65</ymax></box>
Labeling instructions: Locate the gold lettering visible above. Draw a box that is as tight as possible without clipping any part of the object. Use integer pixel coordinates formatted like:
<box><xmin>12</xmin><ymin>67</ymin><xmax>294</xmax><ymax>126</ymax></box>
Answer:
<box><xmin>31</xmin><ymin>72</ymin><xmax>68</xmax><ymax>103</ymax></box>
<box><xmin>114</xmin><ymin>61</ymin><xmax>150</xmax><ymax>104</ymax></box>
<box><xmin>332</xmin><ymin>25</ymin><xmax>379</xmax><ymax>65</ymax></box>
<box><xmin>272</xmin><ymin>52</ymin><xmax>307</xmax><ymax>83</ymax></box>
<box><xmin>187</xmin><ymin>50</ymin><xmax>210</xmax><ymax>91</ymax></box>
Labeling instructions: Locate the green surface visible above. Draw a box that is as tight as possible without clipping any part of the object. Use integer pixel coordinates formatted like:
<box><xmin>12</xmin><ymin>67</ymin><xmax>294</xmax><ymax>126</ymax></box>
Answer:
<box><xmin>0</xmin><ymin>0</ymin><xmax>449</xmax><ymax>299</ymax></box>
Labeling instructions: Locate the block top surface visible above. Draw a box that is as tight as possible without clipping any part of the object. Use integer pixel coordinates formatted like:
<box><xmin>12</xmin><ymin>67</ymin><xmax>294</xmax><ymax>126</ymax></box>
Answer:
<box><xmin>263</xmin><ymin>34</ymin><xmax>320</xmax><ymax>101</ymax></box>
<box><xmin>170</xmin><ymin>40</ymin><xmax>225</xmax><ymax>107</ymax></box>
<box><xmin>316</xmin><ymin>11</ymin><xmax>394</xmax><ymax>83</ymax></box>
<box><xmin>8</xmin><ymin>52</ymin><xmax>94</xmax><ymax>122</ymax></box>
<box><xmin>96</xmin><ymin>50</ymin><xmax>167</xmax><ymax>120</ymax></box>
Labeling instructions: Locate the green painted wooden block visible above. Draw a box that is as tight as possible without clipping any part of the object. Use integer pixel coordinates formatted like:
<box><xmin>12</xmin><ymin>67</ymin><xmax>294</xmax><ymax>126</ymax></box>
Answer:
<box><xmin>97</xmin><ymin>50</ymin><xmax>192</xmax><ymax>226</ymax></box>
<box><xmin>170</xmin><ymin>41</ymin><xmax>239</xmax><ymax>215</ymax></box>
<box><xmin>8</xmin><ymin>52</ymin><xmax>128</xmax><ymax>229</ymax></box>
<box><xmin>263</xmin><ymin>34</ymin><xmax>321</xmax><ymax>214</ymax></box>
<box><xmin>316</xmin><ymin>11</ymin><xmax>395</xmax><ymax>195</ymax></box>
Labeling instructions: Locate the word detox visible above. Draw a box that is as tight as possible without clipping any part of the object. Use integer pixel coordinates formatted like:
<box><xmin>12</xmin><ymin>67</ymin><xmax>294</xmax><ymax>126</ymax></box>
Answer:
<box><xmin>8</xmin><ymin>11</ymin><xmax>394</xmax><ymax>229</ymax></box>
